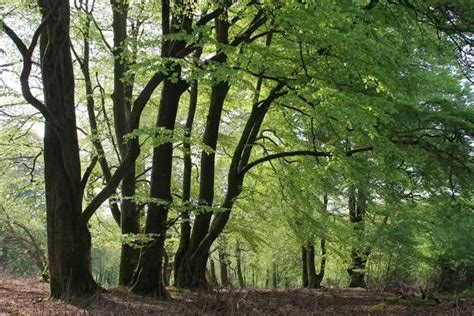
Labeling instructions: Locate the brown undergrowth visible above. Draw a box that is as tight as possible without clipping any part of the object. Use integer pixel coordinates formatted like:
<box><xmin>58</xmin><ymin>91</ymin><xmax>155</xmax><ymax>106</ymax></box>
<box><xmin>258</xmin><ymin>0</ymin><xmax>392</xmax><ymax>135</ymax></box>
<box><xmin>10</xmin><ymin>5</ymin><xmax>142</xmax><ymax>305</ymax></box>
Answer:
<box><xmin>0</xmin><ymin>274</ymin><xmax>472</xmax><ymax>315</ymax></box>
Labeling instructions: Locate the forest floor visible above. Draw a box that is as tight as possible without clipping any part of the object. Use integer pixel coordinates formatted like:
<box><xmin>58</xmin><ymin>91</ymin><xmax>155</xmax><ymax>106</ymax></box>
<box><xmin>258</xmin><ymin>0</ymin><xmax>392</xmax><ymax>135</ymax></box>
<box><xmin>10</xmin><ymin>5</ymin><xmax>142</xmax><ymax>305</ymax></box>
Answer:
<box><xmin>1</xmin><ymin>274</ymin><xmax>472</xmax><ymax>315</ymax></box>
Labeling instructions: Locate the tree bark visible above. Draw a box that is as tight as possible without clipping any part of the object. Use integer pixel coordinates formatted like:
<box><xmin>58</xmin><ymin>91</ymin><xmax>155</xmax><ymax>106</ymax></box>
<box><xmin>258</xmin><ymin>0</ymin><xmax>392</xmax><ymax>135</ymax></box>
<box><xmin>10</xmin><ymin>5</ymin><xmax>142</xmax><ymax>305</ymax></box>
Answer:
<box><xmin>317</xmin><ymin>239</ymin><xmax>327</xmax><ymax>286</ymax></box>
<box><xmin>173</xmin><ymin>79</ymin><xmax>199</xmax><ymax>285</ymax></box>
<box><xmin>176</xmin><ymin>81</ymin><xmax>230</xmax><ymax>288</ymax></box>
<box><xmin>109</xmin><ymin>0</ymin><xmax>141</xmax><ymax>287</ymax></box>
<box><xmin>131</xmin><ymin>77</ymin><xmax>187</xmax><ymax>297</ymax></box>
<box><xmin>303</xmin><ymin>196</ymin><xmax>328</xmax><ymax>288</ymax></box>
<box><xmin>175</xmin><ymin>12</ymin><xmax>230</xmax><ymax>288</ymax></box>
<box><xmin>39</xmin><ymin>0</ymin><xmax>98</xmax><ymax>298</ymax></box>
<box><xmin>130</xmin><ymin>0</ymin><xmax>192</xmax><ymax>297</ymax></box>
<box><xmin>162</xmin><ymin>249</ymin><xmax>171</xmax><ymax>286</ymax></box>
<box><xmin>174</xmin><ymin>8</ymin><xmax>270</xmax><ymax>289</ymax></box>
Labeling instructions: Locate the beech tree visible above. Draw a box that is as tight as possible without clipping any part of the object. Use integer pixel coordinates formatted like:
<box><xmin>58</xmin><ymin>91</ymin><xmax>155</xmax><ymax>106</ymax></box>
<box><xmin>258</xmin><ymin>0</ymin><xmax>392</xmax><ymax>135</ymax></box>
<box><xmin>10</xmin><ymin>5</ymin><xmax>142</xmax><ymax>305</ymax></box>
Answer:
<box><xmin>1</xmin><ymin>0</ymin><xmax>165</xmax><ymax>297</ymax></box>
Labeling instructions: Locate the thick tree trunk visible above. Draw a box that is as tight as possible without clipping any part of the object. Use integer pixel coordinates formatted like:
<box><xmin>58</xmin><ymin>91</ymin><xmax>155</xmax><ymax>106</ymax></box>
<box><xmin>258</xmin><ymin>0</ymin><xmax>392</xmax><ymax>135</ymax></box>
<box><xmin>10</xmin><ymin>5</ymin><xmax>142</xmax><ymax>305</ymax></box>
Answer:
<box><xmin>176</xmin><ymin>82</ymin><xmax>230</xmax><ymax>289</ymax></box>
<box><xmin>131</xmin><ymin>78</ymin><xmax>187</xmax><ymax>297</ymax></box>
<box><xmin>174</xmin><ymin>9</ymin><xmax>231</xmax><ymax>289</ymax></box>
<box><xmin>131</xmin><ymin>0</ymin><xmax>192</xmax><ymax>296</ymax></box>
<box><xmin>118</xmin><ymin>136</ymin><xmax>140</xmax><ymax>285</ymax></box>
<box><xmin>110</xmin><ymin>0</ymin><xmax>141</xmax><ymax>287</ymax></box>
<box><xmin>174</xmin><ymin>13</ymin><xmax>272</xmax><ymax>290</ymax></box>
<box><xmin>39</xmin><ymin>0</ymin><xmax>98</xmax><ymax>298</ymax></box>
<box><xmin>119</xmin><ymin>168</ymin><xmax>140</xmax><ymax>286</ymax></box>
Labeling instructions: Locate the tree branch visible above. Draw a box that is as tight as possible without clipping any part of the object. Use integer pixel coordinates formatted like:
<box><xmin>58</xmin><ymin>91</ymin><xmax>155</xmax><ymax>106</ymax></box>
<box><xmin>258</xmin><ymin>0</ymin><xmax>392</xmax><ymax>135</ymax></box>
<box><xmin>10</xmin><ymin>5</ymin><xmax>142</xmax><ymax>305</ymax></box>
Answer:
<box><xmin>81</xmin><ymin>156</ymin><xmax>98</xmax><ymax>191</ymax></box>
<box><xmin>239</xmin><ymin>150</ymin><xmax>331</xmax><ymax>176</ymax></box>
<box><xmin>346</xmin><ymin>146</ymin><xmax>373</xmax><ymax>156</ymax></box>
<box><xmin>81</xmin><ymin>72</ymin><xmax>165</xmax><ymax>223</ymax></box>
<box><xmin>196</xmin><ymin>8</ymin><xmax>224</xmax><ymax>26</ymax></box>
<box><xmin>239</xmin><ymin>145</ymin><xmax>374</xmax><ymax>176</ymax></box>
<box><xmin>2</xmin><ymin>23</ymin><xmax>53</xmax><ymax>124</ymax></box>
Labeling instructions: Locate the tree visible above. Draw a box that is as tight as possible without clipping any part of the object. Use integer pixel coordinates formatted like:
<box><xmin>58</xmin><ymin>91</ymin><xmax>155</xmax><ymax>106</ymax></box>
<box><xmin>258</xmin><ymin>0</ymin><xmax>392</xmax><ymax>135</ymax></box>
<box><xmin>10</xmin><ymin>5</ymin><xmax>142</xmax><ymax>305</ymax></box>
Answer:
<box><xmin>130</xmin><ymin>0</ymin><xmax>196</xmax><ymax>297</ymax></box>
<box><xmin>2</xmin><ymin>0</ymin><xmax>165</xmax><ymax>298</ymax></box>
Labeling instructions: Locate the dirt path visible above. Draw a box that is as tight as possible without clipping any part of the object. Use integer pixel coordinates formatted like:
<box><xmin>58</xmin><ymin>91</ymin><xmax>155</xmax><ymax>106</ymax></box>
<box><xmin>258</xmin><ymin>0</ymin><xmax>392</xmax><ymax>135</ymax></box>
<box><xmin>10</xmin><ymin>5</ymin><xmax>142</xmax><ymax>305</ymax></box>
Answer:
<box><xmin>0</xmin><ymin>274</ymin><xmax>472</xmax><ymax>315</ymax></box>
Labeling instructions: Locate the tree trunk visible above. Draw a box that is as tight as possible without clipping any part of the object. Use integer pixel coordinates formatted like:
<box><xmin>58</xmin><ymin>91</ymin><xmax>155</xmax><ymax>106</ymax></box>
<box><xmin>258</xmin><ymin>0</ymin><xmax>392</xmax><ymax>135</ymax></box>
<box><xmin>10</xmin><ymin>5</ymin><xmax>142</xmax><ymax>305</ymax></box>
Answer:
<box><xmin>119</xmin><ymin>168</ymin><xmax>140</xmax><ymax>286</ymax></box>
<box><xmin>304</xmin><ymin>239</ymin><xmax>326</xmax><ymax>289</ymax></box>
<box><xmin>131</xmin><ymin>78</ymin><xmax>187</xmax><ymax>297</ymax></box>
<box><xmin>316</xmin><ymin>239</ymin><xmax>327</xmax><ymax>286</ymax></box>
<box><xmin>208</xmin><ymin>258</ymin><xmax>218</xmax><ymax>286</ymax></box>
<box><xmin>301</xmin><ymin>245</ymin><xmax>308</xmax><ymax>287</ymax></box>
<box><xmin>265</xmin><ymin>268</ymin><xmax>270</xmax><ymax>288</ymax></box>
<box><xmin>272</xmin><ymin>262</ymin><xmax>278</xmax><ymax>288</ymax></box>
<box><xmin>173</xmin><ymin>12</ymin><xmax>271</xmax><ymax>290</ymax></box>
<box><xmin>218</xmin><ymin>245</ymin><xmax>230</xmax><ymax>287</ymax></box>
<box><xmin>306</xmin><ymin>243</ymin><xmax>318</xmax><ymax>288</ymax></box>
<box><xmin>130</xmin><ymin>0</ymin><xmax>192</xmax><ymax>296</ymax></box>
<box><xmin>175</xmin><ymin>18</ymin><xmax>230</xmax><ymax>286</ymax></box>
<box><xmin>348</xmin><ymin>252</ymin><xmax>368</xmax><ymax>288</ymax></box>
<box><xmin>236</xmin><ymin>241</ymin><xmax>245</xmax><ymax>288</ymax></box>
<box><xmin>109</xmin><ymin>0</ymin><xmax>141</xmax><ymax>287</ymax></box>
<box><xmin>173</xmin><ymin>80</ymin><xmax>198</xmax><ymax>285</ymax></box>
<box><xmin>177</xmin><ymin>82</ymin><xmax>285</xmax><ymax>289</ymax></box>
<box><xmin>304</xmin><ymin>197</ymin><xmax>328</xmax><ymax>288</ymax></box>
<box><xmin>162</xmin><ymin>249</ymin><xmax>170</xmax><ymax>286</ymax></box>
<box><xmin>175</xmin><ymin>79</ymin><xmax>230</xmax><ymax>289</ymax></box>
<box><xmin>39</xmin><ymin>0</ymin><xmax>98</xmax><ymax>298</ymax></box>
<box><xmin>347</xmin><ymin>187</ymin><xmax>369</xmax><ymax>288</ymax></box>
<box><xmin>252</xmin><ymin>265</ymin><xmax>256</xmax><ymax>287</ymax></box>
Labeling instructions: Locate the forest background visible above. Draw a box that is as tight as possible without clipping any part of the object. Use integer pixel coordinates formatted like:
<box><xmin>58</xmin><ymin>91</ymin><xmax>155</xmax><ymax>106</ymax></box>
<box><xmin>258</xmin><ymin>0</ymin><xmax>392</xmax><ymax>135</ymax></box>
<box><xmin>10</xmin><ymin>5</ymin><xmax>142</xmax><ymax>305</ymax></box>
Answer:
<box><xmin>0</xmin><ymin>0</ymin><xmax>472</xmax><ymax>302</ymax></box>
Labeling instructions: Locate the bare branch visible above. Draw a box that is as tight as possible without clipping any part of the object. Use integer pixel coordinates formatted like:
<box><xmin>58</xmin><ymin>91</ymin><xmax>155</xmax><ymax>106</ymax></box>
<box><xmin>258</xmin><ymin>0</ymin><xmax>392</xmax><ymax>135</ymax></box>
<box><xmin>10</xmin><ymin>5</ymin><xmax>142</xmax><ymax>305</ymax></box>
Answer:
<box><xmin>239</xmin><ymin>150</ymin><xmax>331</xmax><ymax>176</ymax></box>
<box><xmin>81</xmin><ymin>71</ymin><xmax>165</xmax><ymax>222</ymax></box>
<box><xmin>2</xmin><ymin>23</ymin><xmax>52</xmax><ymax>123</ymax></box>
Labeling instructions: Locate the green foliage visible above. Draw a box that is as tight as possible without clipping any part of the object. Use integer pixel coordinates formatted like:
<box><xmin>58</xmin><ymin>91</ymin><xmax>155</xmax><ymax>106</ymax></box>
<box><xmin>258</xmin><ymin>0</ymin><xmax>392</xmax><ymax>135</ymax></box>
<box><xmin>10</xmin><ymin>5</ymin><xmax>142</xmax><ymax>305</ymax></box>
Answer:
<box><xmin>0</xmin><ymin>0</ymin><xmax>472</xmax><ymax>292</ymax></box>
<box><xmin>0</xmin><ymin>122</ymin><xmax>45</xmax><ymax>276</ymax></box>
